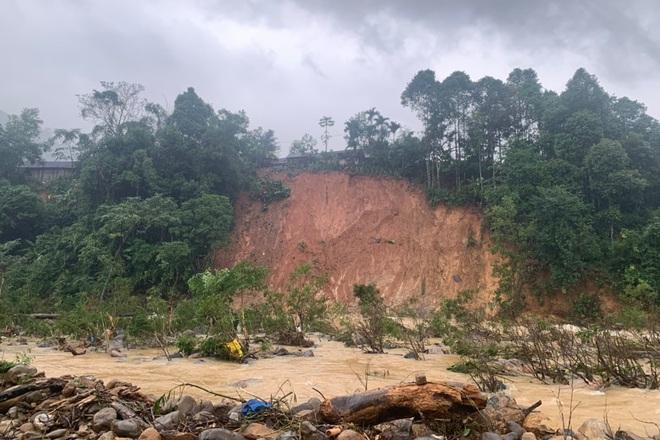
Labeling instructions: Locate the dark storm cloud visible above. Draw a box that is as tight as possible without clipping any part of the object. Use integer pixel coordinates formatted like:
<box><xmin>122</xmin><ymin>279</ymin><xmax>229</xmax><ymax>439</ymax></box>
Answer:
<box><xmin>288</xmin><ymin>0</ymin><xmax>660</xmax><ymax>82</ymax></box>
<box><xmin>1</xmin><ymin>0</ymin><xmax>659</xmax><ymax>155</ymax></box>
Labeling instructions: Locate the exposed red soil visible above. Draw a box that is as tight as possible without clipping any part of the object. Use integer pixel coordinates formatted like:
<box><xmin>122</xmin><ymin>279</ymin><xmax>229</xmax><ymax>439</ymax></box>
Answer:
<box><xmin>215</xmin><ymin>171</ymin><xmax>498</xmax><ymax>307</ymax></box>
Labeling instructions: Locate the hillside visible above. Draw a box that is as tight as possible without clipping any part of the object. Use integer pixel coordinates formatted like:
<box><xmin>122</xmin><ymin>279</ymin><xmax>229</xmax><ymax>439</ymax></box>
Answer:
<box><xmin>215</xmin><ymin>171</ymin><xmax>498</xmax><ymax>306</ymax></box>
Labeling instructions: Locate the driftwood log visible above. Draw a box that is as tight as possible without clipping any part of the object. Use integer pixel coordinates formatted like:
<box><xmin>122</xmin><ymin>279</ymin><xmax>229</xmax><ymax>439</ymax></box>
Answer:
<box><xmin>0</xmin><ymin>378</ymin><xmax>65</xmax><ymax>412</ymax></box>
<box><xmin>319</xmin><ymin>381</ymin><xmax>487</xmax><ymax>425</ymax></box>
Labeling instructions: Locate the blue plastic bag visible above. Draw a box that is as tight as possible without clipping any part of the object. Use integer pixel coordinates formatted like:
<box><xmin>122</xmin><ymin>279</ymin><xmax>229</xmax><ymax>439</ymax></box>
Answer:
<box><xmin>241</xmin><ymin>399</ymin><xmax>272</xmax><ymax>416</ymax></box>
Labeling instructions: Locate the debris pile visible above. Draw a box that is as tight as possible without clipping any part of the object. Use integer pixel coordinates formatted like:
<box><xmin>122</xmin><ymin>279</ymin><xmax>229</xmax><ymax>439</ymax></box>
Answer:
<box><xmin>1</xmin><ymin>365</ymin><xmax>656</xmax><ymax>440</ymax></box>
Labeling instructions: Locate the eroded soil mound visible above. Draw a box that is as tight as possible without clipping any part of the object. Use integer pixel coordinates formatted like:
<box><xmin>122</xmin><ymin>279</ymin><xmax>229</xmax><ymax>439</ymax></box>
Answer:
<box><xmin>216</xmin><ymin>172</ymin><xmax>497</xmax><ymax>306</ymax></box>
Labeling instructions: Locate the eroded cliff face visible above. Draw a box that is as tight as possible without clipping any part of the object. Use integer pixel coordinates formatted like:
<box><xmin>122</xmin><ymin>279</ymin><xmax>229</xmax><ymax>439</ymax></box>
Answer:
<box><xmin>215</xmin><ymin>171</ymin><xmax>497</xmax><ymax>306</ymax></box>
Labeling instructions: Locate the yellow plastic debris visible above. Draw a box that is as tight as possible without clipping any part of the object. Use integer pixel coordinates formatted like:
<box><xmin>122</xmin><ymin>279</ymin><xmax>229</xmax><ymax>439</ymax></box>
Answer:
<box><xmin>226</xmin><ymin>338</ymin><xmax>244</xmax><ymax>359</ymax></box>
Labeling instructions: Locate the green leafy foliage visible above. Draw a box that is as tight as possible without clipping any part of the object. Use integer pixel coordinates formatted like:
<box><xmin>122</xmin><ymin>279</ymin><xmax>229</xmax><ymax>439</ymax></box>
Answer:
<box><xmin>0</xmin><ymin>84</ymin><xmax>278</xmax><ymax>325</ymax></box>
<box><xmin>352</xmin><ymin>283</ymin><xmax>389</xmax><ymax>353</ymax></box>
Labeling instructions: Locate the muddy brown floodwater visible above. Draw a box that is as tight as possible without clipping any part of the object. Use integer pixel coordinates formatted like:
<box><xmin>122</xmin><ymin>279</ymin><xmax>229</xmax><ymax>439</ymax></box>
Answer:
<box><xmin>2</xmin><ymin>338</ymin><xmax>659</xmax><ymax>434</ymax></box>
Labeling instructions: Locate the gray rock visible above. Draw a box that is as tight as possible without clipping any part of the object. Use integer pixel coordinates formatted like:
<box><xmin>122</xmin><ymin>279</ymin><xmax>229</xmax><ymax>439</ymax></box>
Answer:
<box><xmin>154</xmin><ymin>410</ymin><xmax>181</xmax><ymax>430</ymax></box>
<box><xmin>193</xmin><ymin>410</ymin><xmax>216</xmax><ymax>423</ymax></box>
<box><xmin>112</xmin><ymin>401</ymin><xmax>137</xmax><ymax>419</ymax></box>
<box><xmin>403</xmin><ymin>351</ymin><xmax>418</xmax><ymax>359</ymax></box>
<box><xmin>228</xmin><ymin>404</ymin><xmax>243</xmax><ymax>422</ymax></box>
<box><xmin>177</xmin><ymin>395</ymin><xmax>197</xmax><ymax>416</ymax></box>
<box><xmin>300</xmin><ymin>421</ymin><xmax>327</xmax><ymax>440</ymax></box>
<box><xmin>375</xmin><ymin>418</ymin><xmax>413</xmax><ymax>440</ymax></box>
<box><xmin>507</xmin><ymin>422</ymin><xmax>525</xmax><ymax>438</ymax></box>
<box><xmin>6</xmin><ymin>365</ymin><xmax>38</xmax><ymax>383</ymax></box>
<box><xmin>521</xmin><ymin>433</ymin><xmax>536</xmax><ymax>440</ymax></box>
<box><xmin>112</xmin><ymin>418</ymin><xmax>145</xmax><ymax>438</ymax></box>
<box><xmin>199</xmin><ymin>428</ymin><xmax>246</xmax><ymax>440</ymax></box>
<box><xmin>198</xmin><ymin>400</ymin><xmax>215</xmax><ymax>413</ymax></box>
<box><xmin>46</xmin><ymin>428</ymin><xmax>68</xmax><ymax>438</ymax></box>
<box><xmin>301</xmin><ymin>350</ymin><xmax>314</xmax><ymax>357</ymax></box>
<box><xmin>290</xmin><ymin>398</ymin><xmax>321</xmax><ymax>414</ymax></box>
<box><xmin>482</xmin><ymin>433</ymin><xmax>503</xmax><ymax>440</ymax></box>
<box><xmin>503</xmin><ymin>433</ymin><xmax>520</xmax><ymax>440</ymax></box>
<box><xmin>93</xmin><ymin>408</ymin><xmax>118</xmax><ymax>432</ymax></box>
<box><xmin>278</xmin><ymin>431</ymin><xmax>298</xmax><ymax>440</ymax></box>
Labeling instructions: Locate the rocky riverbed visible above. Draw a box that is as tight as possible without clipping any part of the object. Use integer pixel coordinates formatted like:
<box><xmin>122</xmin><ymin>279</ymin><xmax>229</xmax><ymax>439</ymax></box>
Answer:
<box><xmin>1</xmin><ymin>337</ymin><xmax>659</xmax><ymax>439</ymax></box>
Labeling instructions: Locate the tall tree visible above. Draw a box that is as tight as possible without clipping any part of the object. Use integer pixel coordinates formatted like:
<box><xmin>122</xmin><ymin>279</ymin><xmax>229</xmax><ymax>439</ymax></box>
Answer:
<box><xmin>289</xmin><ymin>133</ymin><xmax>318</xmax><ymax>156</ymax></box>
<box><xmin>78</xmin><ymin>81</ymin><xmax>146</xmax><ymax>138</ymax></box>
<box><xmin>318</xmin><ymin>116</ymin><xmax>335</xmax><ymax>152</ymax></box>
<box><xmin>0</xmin><ymin>108</ymin><xmax>47</xmax><ymax>182</ymax></box>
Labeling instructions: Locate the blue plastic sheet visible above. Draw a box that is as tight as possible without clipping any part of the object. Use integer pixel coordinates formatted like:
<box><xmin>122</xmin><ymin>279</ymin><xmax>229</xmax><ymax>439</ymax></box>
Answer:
<box><xmin>241</xmin><ymin>399</ymin><xmax>272</xmax><ymax>416</ymax></box>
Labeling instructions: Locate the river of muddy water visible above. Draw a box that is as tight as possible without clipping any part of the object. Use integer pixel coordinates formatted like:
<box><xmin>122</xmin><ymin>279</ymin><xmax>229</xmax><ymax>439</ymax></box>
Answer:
<box><xmin>1</xmin><ymin>337</ymin><xmax>658</xmax><ymax>435</ymax></box>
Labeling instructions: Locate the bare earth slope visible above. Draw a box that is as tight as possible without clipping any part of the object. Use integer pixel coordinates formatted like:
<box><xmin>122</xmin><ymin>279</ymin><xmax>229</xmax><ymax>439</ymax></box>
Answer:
<box><xmin>215</xmin><ymin>171</ymin><xmax>497</xmax><ymax>306</ymax></box>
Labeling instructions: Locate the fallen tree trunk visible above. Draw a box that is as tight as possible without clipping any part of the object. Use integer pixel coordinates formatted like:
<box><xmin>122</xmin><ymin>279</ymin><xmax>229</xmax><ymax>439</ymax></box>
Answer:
<box><xmin>319</xmin><ymin>380</ymin><xmax>487</xmax><ymax>425</ymax></box>
<box><xmin>0</xmin><ymin>379</ymin><xmax>65</xmax><ymax>412</ymax></box>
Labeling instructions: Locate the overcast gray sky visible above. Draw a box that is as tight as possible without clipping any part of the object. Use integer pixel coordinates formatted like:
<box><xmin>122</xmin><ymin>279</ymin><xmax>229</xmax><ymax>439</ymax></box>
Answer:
<box><xmin>2</xmin><ymin>0</ymin><xmax>660</xmax><ymax>155</ymax></box>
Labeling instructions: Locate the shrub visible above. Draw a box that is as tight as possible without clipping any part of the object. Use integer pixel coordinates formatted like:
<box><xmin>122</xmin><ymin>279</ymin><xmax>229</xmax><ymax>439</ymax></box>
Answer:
<box><xmin>199</xmin><ymin>337</ymin><xmax>231</xmax><ymax>360</ymax></box>
<box><xmin>176</xmin><ymin>333</ymin><xmax>198</xmax><ymax>356</ymax></box>
<box><xmin>448</xmin><ymin>359</ymin><xmax>505</xmax><ymax>392</ymax></box>
<box><xmin>0</xmin><ymin>360</ymin><xmax>16</xmax><ymax>373</ymax></box>
<box><xmin>571</xmin><ymin>293</ymin><xmax>601</xmax><ymax>323</ymax></box>
<box><xmin>608</xmin><ymin>305</ymin><xmax>648</xmax><ymax>329</ymax></box>
<box><xmin>251</xmin><ymin>178</ymin><xmax>290</xmax><ymax>205</ymax></box>
<box><xmin>353</xmin><ymin>283</ymin><xmax>388</xmax><ymax>353</ymax></box>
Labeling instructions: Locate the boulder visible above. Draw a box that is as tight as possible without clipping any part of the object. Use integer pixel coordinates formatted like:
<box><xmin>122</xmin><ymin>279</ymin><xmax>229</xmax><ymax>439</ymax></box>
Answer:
<box><xmin>19</xmin><ymin>423</ymin><xmax>35</xmax><ymax>433</ymax></box>
<box><xmin>199</xmin><ymin>428</ymin><xmax>246</xmax><ymax>440</ymax></box>
<box><xmin>139</xmin><ymin>427</ymin><xmax>163</xmax><ymax>440</ymax></box>
<box><xmin>177</xmin><ymin>395</ymin><xmax>197</xmax><ymax>416</ymax></box>
<box><xmin>192</xmin><ymin>411</ymin><xmax>216</xmax><ymax>423</ymax></box>
<box><xmin>46</xmin><ymin>429</ymin><xmax>68</xmax><ymax>438</ymax></box>
<box><xmin>506</xmin><ymin>422</ymin><xmax>525</xmax><ymax>440</ymax></box>
<box><xmin>291</xmin><ymin>398</ymin><xmax>321</xmax><ymax>415</ymax></box>
<box><xmin>523</xmin><ymin>413</ymin><xmax>555</xmax><ymax>437</ymax></box>
<box><xmin>521</xmin><ymin>434</ymin><xmax>536</xmax><ymax>440</ymax></box>
<box><xmin>98</xmin><ymin>432</ymin><xmax>116</xmax><ymax>440</ymax></box>
<box><xmin>112</xmin><ymin>419</ymin><xmax>145</xmax><ymax>438</ymax></box>
<box><xmin>243</xmin><ymin>422</ymin><xmax>279</xmax><ymax>440</ymax></box>
<box><xmin>93</xmin><ymin>408</ymin><xmax>118</xmax><ymax>432</ymax></box>
<box><xmin>61</xmin><ymin>382</ymin><xmax>76</xmax><ymax>397</ymax></box>
<box><xmin>577</xmin><ymin>419</ymin><xmax>610</xmax><ymax>440</ymax></box>
<box><xmin>154</xmin><ymin>411</ymin><xmax>181</xmax><ymax>431</ymax></box>
<box><xmin>482</xmin><ymin>395</ymin><xmax>525</xmax><ymax>433</ymax></box>
<box><xmin>6</xmin><ymin>365</ymin><xmax>38</xmax><ymax>384</ymax></box>
<box><xmin>337</xmin><ymin>430</ymin><xmax>364</xmax><ymax>440</ymax></box>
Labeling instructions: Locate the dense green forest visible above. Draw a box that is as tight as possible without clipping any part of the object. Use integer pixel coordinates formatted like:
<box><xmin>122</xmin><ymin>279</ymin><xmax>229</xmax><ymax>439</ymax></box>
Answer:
<box><xmin>0</xmin><ymin>83</ymin><xmax>280</xmax><ymax>322</ymax></box>
<box><xmin>340</xmin><ymin>68</ymin><xmax>660</xmax><ymax>315</ymax></box>
<box><xmin>1</xmin><ymin>68</ymin><xmax>659</xmax><ymax>329</ymax></box>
